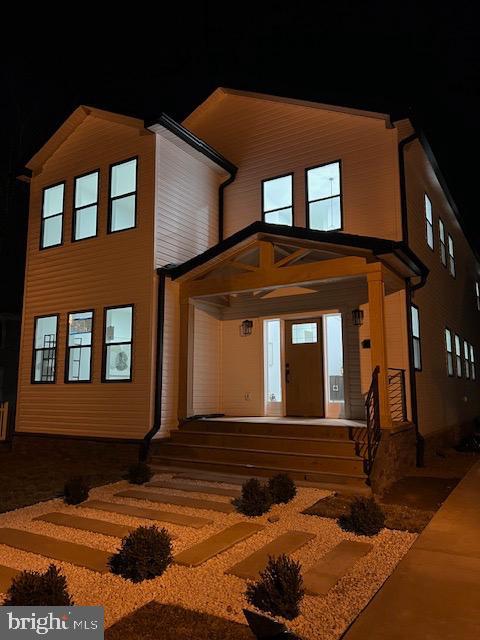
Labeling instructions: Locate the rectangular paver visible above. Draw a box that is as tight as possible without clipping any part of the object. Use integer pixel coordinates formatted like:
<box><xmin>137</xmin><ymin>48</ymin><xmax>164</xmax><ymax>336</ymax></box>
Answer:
<box><xmin>303</xmin><ymin>540</ymin><xmax>372</xmax><ymax>595</ymax></box>
<box><xmin>147</xmin><ymin>479</ymin><xmax>241</xmax><ymax>498</ymax></box>
<box><xmin>115</xmin><ymin>489</ymin><xmax>234</xmax><ymax>514</ymax></box>
<box><xmin>33</xmin><ymin>512</ymin><xmax>135</xmax><ymax>538</ymax></box>
<box><xmin>0</xmin><ymin>565</ymin><xmax>19</xmax><ymax>593</ymax></box>
<box><xmin>227</xmin><ymin>530</ymin><xmax>316</xmax><ymax>579</ymax></box>
<box><xmin>83</xmin><ymin>500</ymin><xmax>212</xmax><ymax>528</ymax></box>
<box><xmin>175</xmin><ymin>522</ymin><xmax>265</xmax><ymax>567</ymax></box>
<box><xmin>0</xmin><ymin>528</ymin><xmax>111</xmax><ymax>573</ymax></box>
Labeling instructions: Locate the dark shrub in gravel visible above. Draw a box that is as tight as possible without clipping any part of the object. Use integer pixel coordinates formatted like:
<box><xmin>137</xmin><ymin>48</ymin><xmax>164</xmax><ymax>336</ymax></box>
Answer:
<box><xmin>127</xmin><ymin>462</ymin><xmax>154</xmax><ymax>485</ymax></box>
<box><xmin>4</xmin><ymin>564</ymin><xmax>74</xmax><ymax>606</ymax></box>
<box><xmin>338</xmin><ymin>496</ymin><xmax>386</xmax><ymax>536</ymax></box>
<box><xmin>268</xmin><ymin>474</ymin><xmax>297</xmax><ymax>504</ymax></box>
<box><xmin>109</xmin><ymin>525</ymin><xmax>173</xmax><ymax>583</ymax></box>
<box><xmin>233</xmin><ymin>478</ymin><xmax>272</xmax><ymax>517</ymax></box>
<box><xmin>246</xmin><ymin>554</ymin><xmax>304</xmax><ymax>620</ymax></box>
<box><xmin>64</xmin><ymin>475</ymin><xmax>90</xmax><ymax>505</ymax></box>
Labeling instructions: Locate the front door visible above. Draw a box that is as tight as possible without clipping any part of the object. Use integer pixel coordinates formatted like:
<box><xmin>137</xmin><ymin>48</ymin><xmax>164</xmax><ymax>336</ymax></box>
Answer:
<box><xmin>285</xmin><ymin>318</ymin><xmax>324</xmax><ymax>417</ymax></box>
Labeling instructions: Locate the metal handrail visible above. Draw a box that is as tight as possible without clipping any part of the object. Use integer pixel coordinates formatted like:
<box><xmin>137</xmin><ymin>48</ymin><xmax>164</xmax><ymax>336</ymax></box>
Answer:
<box><xmin>362</xmin><ymin>366</ymin><xmax>381</xmax><ymax>474</ymax></box>
<box><xmin>387</xmin><ymin>367</ymin><xmax>407</xmax><ymax>423</ymax></box>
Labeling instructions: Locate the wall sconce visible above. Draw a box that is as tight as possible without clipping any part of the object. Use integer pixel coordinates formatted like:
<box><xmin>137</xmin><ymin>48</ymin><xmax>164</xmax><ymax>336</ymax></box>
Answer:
<box><xmin>352</xmin><ymin>308</ymin><xmax>364</xmax><ymax>326</ymax></box>
<box><xmin>240</xmin><ymin>319</ymin><xmax>253</xmax><ymax>336</ymax></box>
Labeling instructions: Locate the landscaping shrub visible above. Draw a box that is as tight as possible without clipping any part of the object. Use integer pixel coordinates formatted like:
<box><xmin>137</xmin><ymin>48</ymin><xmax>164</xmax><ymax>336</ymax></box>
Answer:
<box><xmin>109</xmin><ymin>525</ymin><xmax>173</xmax><ymax>582</ymax></box>
<box><xmin>4</xmin><ymin>564</ymin><xmax>74</xmax><ymax>606</ymax></box>
<box><xmin>245</xmin><ymin>554</ymin><xmax>304</xmax><ymax>620</ymax></box>
<box><xmin>338</xmin><ymin>496</ymin><xmax>385</xmax><ymax>536</ymax></box>
<box><xmin>268</xmin><ymin>473</ymin><xmax>297</xmax><ymax>504</ymax></box>
<box><xmin>233</xmin><ymin>478</ymin><xmax>272</xmax><ymax>517</ymax></box>
<box><xmin>127</xmin><ymin>462</ymin><xmax>154</xmax><ymax>485</ymax></box>
<box><xmin>64</xmin><ymin>475</ymin><xmax>90</xmax><ymax>505</ymax></box>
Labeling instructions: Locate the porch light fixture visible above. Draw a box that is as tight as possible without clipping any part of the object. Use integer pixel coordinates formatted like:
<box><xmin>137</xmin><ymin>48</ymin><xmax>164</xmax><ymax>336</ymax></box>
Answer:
<box><xmin>352</xmin><ymin>308</ymin><xmax>364</xmax><ymax>326</ymax></box>
<box><xmin>240</xmin><ymin>319</ymin><xmax>253</xmax><ymax>336</ymax></box>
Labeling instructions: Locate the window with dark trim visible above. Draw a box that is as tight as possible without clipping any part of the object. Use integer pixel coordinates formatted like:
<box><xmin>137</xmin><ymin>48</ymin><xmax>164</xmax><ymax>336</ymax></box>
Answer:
<box><xmin>476</xmin><ymin>281</ymin><xmax>480</xmax><ymax>311</ymax></box>
<box><xmin>445</xmin><ymin>328</ymin><xmax>454</xmax><ymax>376</ymax></box>
<box><xmin>438</xmin><ymin>218</ymin><xmax>447</xmax><ymax>266</ymax></box>
<box><xmin>32</xmin><ymin>315</ymin><xmax>58</xmax><ymax>382</ymax></box>
<box><xmin>424</xmin><ymin>194</ymin><xmax>434</xmax><ymax>249</ymax></box>
<box><xmin>470</xmin><ymin>344</ymin><xmax>476</xmax><ymax>381</ymax></box>
<box><xmin>306</xmin><ymin>161</ymin><xmax>342</xmax><ymax>231</ymax></box>
<box><xmin>73</xmin><ymin>171</ymin><xmax>99</xmax><ymax>241</ymax></box>
<box><xmin>262</xmin><ymin>174</ymin><xmax>293</xmax><ymax>226</ymax></box>
<box><xmin>464</xmin><ymin>340</ymin><xmax>470</xmax><ymax>379</ymax></box>
<box><xmin>448</xmin><ymin>234</ymin><xmax>456</xmax><ymax>277</ymax></box>
<box><xmin>455</xmin><ymin>333</ymin><xmax>462</xmax><ymax>377</ymax></box>
<box><xmin>102</xmin><ymin>305</ymin><xmax>133</xmax><ymax>381</ymax></box>
<box><xmin>66</xmin><ymin>311</ymin><xmax>93</xmax><ymax>382</ymax></box>
<box><xmin>411</xmin><ymin>305</ymin><xmax>421</xmax><ymax>370</ymax></box>
<box><xmin>108</xmin><ymin>158</ymin><xmax>137</xmax><ymax>232</ymax></box>
<box><xmin>41</xmin><ymin>183</ymin><xmax>65</xmax><ymax>248</ymax></box>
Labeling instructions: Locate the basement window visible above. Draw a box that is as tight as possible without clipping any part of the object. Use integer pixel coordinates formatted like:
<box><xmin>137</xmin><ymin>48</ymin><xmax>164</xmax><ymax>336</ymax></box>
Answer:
<box><xmin>445</xmin><ymin>329</ymin><xmax>454</xmax><ymax>377</ymax></box>
<box><xmin>307</xmin><ymin>161</ymin><xmax>342</xmax><ymax>231</ymax></box>
<box><xmin>438</xmin><ymin>219</ymin><xmax>447</xmax><ymax>266</ymax></box>
<box><xmin>103</xmin><ymin>305</ymin><xmax>133</xmax><ymax>381</ymax></box>
<box><xmin>410</xmin><ymin>305</ymin><xmax>421</xmax><ymax>370</ymax></box>
<box><xmin>32</xmin><ymin>315</ymin><xmax>58</xmax><ymax>383</ymax></box>
<box><xmin>455</xmin><ymin>334</ymin><xmax>462</xmax><ymax>377</ymax></box>
<box><xmin>40</xmin><ymin>183</ymin><xmax>64</xmax><ymax>248</ymax></box>
<box><xmin>424</xmin><ymin>194</ymin><xmax>434</xmax><ymax>250</ymax></box>
<box><xmin>108</xmin><ymin>158</ymin><xmax>137</xmax><ymax>232</ymax></box>
<box><xmin>66</xmin><ymin>311</ymin><xmax>93</xmax><ymax>382</ymax></box>
<box><xmin>262</xmin><ymin>174</ymin><xmax>293</xmax><ymax>226</ymax></box>
<box><xmin>73</xmin><ymin>171</ymin><xmax>99</xmax><ymax>241</ymax></box>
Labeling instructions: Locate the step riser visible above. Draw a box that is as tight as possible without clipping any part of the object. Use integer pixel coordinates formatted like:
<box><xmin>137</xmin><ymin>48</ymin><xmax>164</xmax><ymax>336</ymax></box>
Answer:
<box><xmin>170</xmin><ymin>431</ymin><xmax>357</xmax><ymax>456</ymax></box>
<box><xmin>151</xmin><ymin>457</ymin><xmax>367</xmax><ymax>487</ymax></box>
<box><xmin>154</xmin><ymin>444</ymin><xmax>364</xmax><ymax>475</ymax></box>
<box><xmin>182</xmin><ymin>420</ymin><xmax>363</xmax><ymax>440</ymax></box>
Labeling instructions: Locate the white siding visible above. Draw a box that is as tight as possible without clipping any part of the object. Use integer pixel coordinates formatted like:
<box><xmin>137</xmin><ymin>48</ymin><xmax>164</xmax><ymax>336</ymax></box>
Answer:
<box><xmin>192</xmin><ymin>307</ymin><xmax>222</xmax><ymax>414</ymax></box>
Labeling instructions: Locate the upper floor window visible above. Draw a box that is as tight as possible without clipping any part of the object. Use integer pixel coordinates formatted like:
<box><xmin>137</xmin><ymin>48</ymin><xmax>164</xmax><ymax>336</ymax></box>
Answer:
<box><xmin>445</xmin><ymin>328</ymin><xmax>454</xmax><ymax>377</ymax></box>
<box><xmin>108</xmin><ymin>158</ymin><xmax>137</xmax><ymax>232</ymax></box>
<box><xmin>470</xmin><ymin>344</ymin><xmax>476</xmax><ymax>381</ymax></box>
<box><xmin>476</xmin><ymin>281</ymin><xmax>480</xmax><ymax>311</ymax></box>
<box><xmin>424</xmin><ymin>194</ymin><xmax>434</xmax><ymax>249</ymax></box>
<box><xmin>454</xmin><ymin>333</ymin><xmax>462</xmax><ymax>377</ymax></box>
<box><xmin>66</xmin><ymin>311</ymin><xmax>93</xmax><ymax>382</ymax></box>
<box><xmin>306</xmin><ymin>161</ymin><xmax>342</xmax><ymax>231</ymax></box>
<box><xmin>262</xmin><ymin>174</ymin><xmax>293</xmax><ymax>226</ymax></box>
<box><xmin>103</xmin><ymin>305</ymin><xmax>133</xmax><ymax>381</ymax></box>
<box><xmin>438</xmin><ymin>219</ymin><xmax>447</xmax><ymax>266</ymax></box>
<box><xmin>32</xmin><ymin>315</ymin><xmax>58</xmax><ymax>382</ymax></box>
<box><xmin>411</xmin><ymin>305</ymin><xmax>421</xmax><ymax>370</ymax></box>
<box><xmin>73</xmin><ymin>171</ymin><xmax>99</xmax><ymax>241</ymax></box>
<box><xmin>41</xmin><ymin>183</ymin><xmax>64</xmax><ymax>248</ymax></box>
<box><xmin>448</xmin><ymin>234</ymin><xmax>455</xmax><ymax>277</ymax></box>
<box><xmin>464</xmin><ymin>340</ymin><xmax>470</xmax><ymax>379</ymax></box>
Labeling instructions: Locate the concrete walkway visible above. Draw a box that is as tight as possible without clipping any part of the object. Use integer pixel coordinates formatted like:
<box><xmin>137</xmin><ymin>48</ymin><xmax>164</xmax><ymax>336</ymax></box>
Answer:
<box><xmin>343</xmin><ymin>460</ymin><xmax>480</xmax><ymax>640</ymax></box>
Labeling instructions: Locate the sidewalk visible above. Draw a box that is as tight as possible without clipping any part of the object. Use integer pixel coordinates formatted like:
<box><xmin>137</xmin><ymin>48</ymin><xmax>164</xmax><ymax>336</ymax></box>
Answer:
<box><xmin>343</xmin><ymin>460</ymin><xmax>480</xmax><ymax>640</ymax></box>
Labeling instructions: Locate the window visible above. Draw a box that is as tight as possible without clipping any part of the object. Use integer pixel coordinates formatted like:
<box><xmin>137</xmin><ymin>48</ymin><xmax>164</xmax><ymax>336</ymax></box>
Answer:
<box><xmin>424</xmin><ymin>194</ymin><xmax>434</xmax><ymax>249</ymax></box>
<box><xmin>448</xmin><ymin>235</ymin><xmax>455</xmax><ymax>277</ymax></box>
<box><xmin>32</xmin><ymin>315</ymin><xmax>58</xmax><ymax>382</ymax></box>
<box><xmin>445</xmin><ymin>329</ymin><xmax>454</xmax><ymax>376</ymax></box>
<box><xmin>66</xmin><ymin>311</ymin><xmax>93</xmax><ymax>382</ymax></box>
<box><xmin>470</xmin><ymin>345</ymin><xmax>476</xmax><ymax>381</ymax></box>
<box><xmin>411</xmin><ymin>305</ymin><xmax>421</xmax><ymax>370</ymax></box>
<box><xmin>464</xmin><ymin>340</ymin><xmax>470</xmax><ymax>379</ymax></box>
<box><xmin>306</xmin><ymin>161</ymin><xmax>342</xmax><ymax>231</ymax></box>
<box><xmin>439</xmin><ymin>219</ymin><xmax>447</xmax><ymax>266</ymax></box>
<box><xmin>292</xmin><ymin>322</ymin><xmax>317</xmax><ymax>344</ymax></box>
<box><xmin>41</xmin><ymin>183</ymin><xmax>64</xmax><ymax>248</ymax></box>
<box><xmin>109</xmin><ymin>158</ymin><xmax>137</xmax><ymax>232</ymax></box>
<box><xmin>262</xmin><ymin>174</ymin><xmax>293</xmax><ymax>226</ymax></box>
<box><xmin>103</xmin><ymin>305</ymin><xmax>133</xmax><ymax>381</ymax></box>
<box><xmin>476</xmin><ymin>281</ymin><xmax>480</xmax><ymax>311</ymax></box>
<box><xmin>73</xmin><ymin>171</ymin><xmax>99</xmax><ymax>241</ymax></box>
<box><xmin>455</xmin><ymin>334</ymin><xmax>462</xmax><ymax>377</ymax></box>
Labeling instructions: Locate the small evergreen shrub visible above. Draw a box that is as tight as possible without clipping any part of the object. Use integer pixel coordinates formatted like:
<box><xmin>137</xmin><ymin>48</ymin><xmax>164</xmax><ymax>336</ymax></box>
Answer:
<box><xmin>246</xmin><ymin>554</ymin><xmax>304</xmax><ymax>620</ymax></box>
<box><xmin>233</xmin><ymin>478</ymin><xmax>272</xmax><ymax>517</ymax></box>
<box><xmin>109</xmin><ymin>525</ymin><xmax>173</xmax><ymax>582</ymax></box>
<box><xmin>4</xmin><ymin>564</ymin><xmax>74</xmax><ymax>606</ymax></box>
<box><xmin>64</xmin><ymin>475</ymin><xmax>90</xmax><ymax>505</ymax></box>
<box><xmin>127</xmin><ymin>462</ymin><xmax>154</xmax><ymax>485</ymax></box>
<box><xmin>338</xmin><ymin>496</ymin><xmax>386</xmax><ymax>536</ymax></box>
<box><xmin>268</xmin><ymin>474</ymin><xmax>297</xmax><ymax>504</ymax></box>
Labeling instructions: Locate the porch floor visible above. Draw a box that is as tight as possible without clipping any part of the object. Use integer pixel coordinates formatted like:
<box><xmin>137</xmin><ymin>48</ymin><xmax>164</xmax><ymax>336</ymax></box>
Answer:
<box><xmin>205</xmin><ymin>416</ymin><xmax>367</xmax><ymax>427</ymax></box>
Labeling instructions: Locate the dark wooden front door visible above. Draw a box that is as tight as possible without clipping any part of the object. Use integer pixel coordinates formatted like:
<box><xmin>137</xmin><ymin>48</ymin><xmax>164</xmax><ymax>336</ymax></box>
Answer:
<box><xmin>285</xmin><ymin>318</ymin><xmax>324</xmax><ymax>417</ymax></box>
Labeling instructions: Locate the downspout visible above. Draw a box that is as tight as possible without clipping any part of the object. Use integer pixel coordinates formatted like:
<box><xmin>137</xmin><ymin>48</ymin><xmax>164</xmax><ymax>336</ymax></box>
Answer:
<box><xmin>398</xmin><ymin>130</ymin><xmax>427</xmax><ymax>466</ymax></box>
<box><xmin>218</xmin><ymin>169</ymin><xmax>237</xmax><ymax>243</ymax></box>
<box><xmin>139</xmin><ymin>268</ymin><xmax>167</xmax><ymax>462</ymax></box>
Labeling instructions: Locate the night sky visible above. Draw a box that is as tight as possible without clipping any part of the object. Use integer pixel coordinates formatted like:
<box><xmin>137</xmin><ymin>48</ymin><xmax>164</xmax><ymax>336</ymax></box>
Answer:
<box><xmin>1</xmin><ymin>3</ymin><xmax>479</xmax><ymax>312</ymax></box>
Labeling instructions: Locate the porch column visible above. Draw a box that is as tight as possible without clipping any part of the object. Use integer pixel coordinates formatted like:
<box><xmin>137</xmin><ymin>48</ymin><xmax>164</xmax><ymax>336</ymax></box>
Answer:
<box><xmin>178</xmin><ymin>295</ymin><xmax>194</xmax><ymax>422</ymax></box>
<box><xmin>367</xmin><ymin>269</ymin><xmax>392</xmax><ymax>428</ymax></box>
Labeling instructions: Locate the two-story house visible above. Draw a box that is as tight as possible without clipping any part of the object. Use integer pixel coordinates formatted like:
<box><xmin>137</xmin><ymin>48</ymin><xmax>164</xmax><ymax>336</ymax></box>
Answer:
<box><xmin>15</xmin><ymin>89</ymin><xmax>480</xmax><ymax>489</ymax></box>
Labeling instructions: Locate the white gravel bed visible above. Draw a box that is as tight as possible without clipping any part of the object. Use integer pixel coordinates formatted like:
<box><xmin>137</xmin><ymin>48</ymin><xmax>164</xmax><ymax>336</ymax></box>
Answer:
<box><xmin>0</xmin><ymin>475</ymin><xmax>416</xmax><ymax>639</ymax></box>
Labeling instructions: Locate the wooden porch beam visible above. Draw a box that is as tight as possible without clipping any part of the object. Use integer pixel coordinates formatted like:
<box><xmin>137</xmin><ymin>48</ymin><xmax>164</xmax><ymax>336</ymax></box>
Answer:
<box><xmin>229</xmin><ymin>261</ymin><xmax>259</xmax><ymax>272</ymax></box>
<box><xmin>274</xmin><ymin>248</ymin><xmax>311</xmax><ymax>268</ymax></box>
